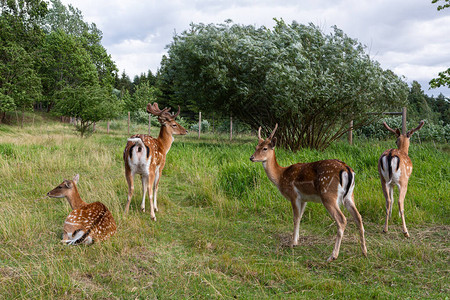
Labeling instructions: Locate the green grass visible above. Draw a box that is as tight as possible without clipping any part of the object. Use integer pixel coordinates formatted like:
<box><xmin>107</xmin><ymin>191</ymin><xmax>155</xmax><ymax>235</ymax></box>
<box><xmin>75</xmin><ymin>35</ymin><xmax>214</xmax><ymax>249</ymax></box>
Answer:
<box><xmin>0</xmin><ymin>115</ymin><xmax>449</xmax><ymax>299</ymax></box>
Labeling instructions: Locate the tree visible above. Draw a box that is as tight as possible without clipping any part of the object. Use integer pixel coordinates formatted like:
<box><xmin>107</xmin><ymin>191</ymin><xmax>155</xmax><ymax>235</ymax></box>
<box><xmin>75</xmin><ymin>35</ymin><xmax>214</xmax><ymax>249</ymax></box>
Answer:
<box><xmin>124</xmin><ymin>81</ymin><xmax>161</xmax><ymax>122</ymax></box>
<box><xmin>160</xmin><ymin>20</ymin><xmax>408</xmax><ymax>150</ymax></box>
<box><xmin>0</xmin><ymin>43</ymin><xmax>42</xmax><ymax>124</ymax></box>
<box><xmin>39</xmin><ymin>29</ymin><xmax>98</xmax><ymax>110</ymax></box>
<box><xmin>0</xmin><ymin>0</ymin><xmax>47</xmax><ymax>122</ymax></box>
<box><xmin>429</xmin><ymin>68</ymin><xmax>450</xmax><ymax>89</ymax></box>
<box><xmin>43</xmin><ymin>0</ymin><xmax>117</xmax><ymax>88</ymax></box>
<box><xmin>430</xmin><ymin>1</ymin><xmax>449</xmax><ymax>87</ymax></box>
<box><xmin>432</xmin><ymin>0</ymin><xmax>450</xmax><ymax>10</ymax></box>
<box><xmin>407</xmin><ymin>81</ymin><xmax>437</xmax><ymax>123</ymax></box>
<box><xmin>53</xmin><ymin>85</ymin><xmax>120</xmax><ymax>136</ymax></box>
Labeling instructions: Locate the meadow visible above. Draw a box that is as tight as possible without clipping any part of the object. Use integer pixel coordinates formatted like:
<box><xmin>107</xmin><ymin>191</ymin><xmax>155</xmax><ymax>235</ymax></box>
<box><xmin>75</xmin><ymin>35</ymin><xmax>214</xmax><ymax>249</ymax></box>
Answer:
<box><xmin>0</xmin><ymin>113</ymin><xmax>449</xmax><ymax>299</ymax></box>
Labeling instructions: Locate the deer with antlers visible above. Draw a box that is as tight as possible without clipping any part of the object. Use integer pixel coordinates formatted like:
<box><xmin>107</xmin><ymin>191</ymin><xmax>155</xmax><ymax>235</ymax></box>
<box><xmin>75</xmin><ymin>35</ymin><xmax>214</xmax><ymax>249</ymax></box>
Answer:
<box><xmin>250</xmin><ymin>124</ymin><xmax>367</xmax><ymax>261</ymax></box>
<box><xmin>123</xmin><ymin>103</ymin><xmax>187</xmax><ymax>220</ymax></box>
<box><xmin>47</xmin><ymin>174</ymin><xmax>117</xmax><ymax>245</ymax></box>
<box><xmin>378</xmin><ymin>120</ymin><xmax>425</xmax><ymax>237</ymax></box>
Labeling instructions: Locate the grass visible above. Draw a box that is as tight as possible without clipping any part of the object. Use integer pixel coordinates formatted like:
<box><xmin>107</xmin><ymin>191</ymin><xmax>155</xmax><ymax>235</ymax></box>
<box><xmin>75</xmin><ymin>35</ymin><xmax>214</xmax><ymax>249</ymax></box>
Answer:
<box><xmin>0</xmin><ymin>114</ymin><xmax>449</xmax><ymax>299</ymax></box>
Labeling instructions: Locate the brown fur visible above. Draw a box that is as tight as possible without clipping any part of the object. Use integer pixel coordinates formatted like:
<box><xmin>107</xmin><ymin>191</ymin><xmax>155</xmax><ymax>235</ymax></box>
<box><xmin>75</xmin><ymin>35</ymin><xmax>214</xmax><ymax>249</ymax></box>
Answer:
<box><xmin>378</xmin><ymin>121</ymin><xmax>424</xmax><ymax>237</ymax></box>
<box><xmin>123</xmin><ymin>103</ymin><xmax>187</xmax><ymax>220</ymax></box>
<box><xmin>47</xmin><ymin>175</ymin><xmax>116</xmax><ymax>245</ymax></box>
<box><xmin>250</xmin><ymin>125</ymin><xmax>367</xmax><ymax>261</ymax></box>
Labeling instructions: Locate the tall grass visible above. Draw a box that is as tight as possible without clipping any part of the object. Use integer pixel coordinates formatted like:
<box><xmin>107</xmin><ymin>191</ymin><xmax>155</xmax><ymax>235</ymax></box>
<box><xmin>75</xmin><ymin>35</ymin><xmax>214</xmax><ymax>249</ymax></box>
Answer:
<box><xmin>0</xmin><ymin>115</ymin><xmax>448</xmax><ymax>299</ymax></box>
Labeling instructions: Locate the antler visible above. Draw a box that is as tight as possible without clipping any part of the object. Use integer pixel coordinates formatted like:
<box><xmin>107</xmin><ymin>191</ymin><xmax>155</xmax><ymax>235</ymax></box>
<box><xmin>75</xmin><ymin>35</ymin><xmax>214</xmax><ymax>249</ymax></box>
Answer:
<box><xmin>407</xmin><ymin>120</ymin><xmax>425</xmax><ymax>137</ymax></box>
<box><xmin>172</xmin><ymin>105</ymin><xmax>181</xmax><ymax>118</ymax></box>
<box><xmin>383</xmin><ymin>122</ymin><xmax>399</xmax><ymax>136</ymax></box>
<box><xmin>147</xmin><ymin>103</ymin><xmax>170</xmax><ymax>116</ymax></box>
<box><xmin>257</xmin><ymin>124</ymin><xmax>278</xmax><ymax>140</ymax></box>
<box><xmin>269</xmin><ymin>123</ymin><xmax>278</xmax><ymax>139</ymax></box>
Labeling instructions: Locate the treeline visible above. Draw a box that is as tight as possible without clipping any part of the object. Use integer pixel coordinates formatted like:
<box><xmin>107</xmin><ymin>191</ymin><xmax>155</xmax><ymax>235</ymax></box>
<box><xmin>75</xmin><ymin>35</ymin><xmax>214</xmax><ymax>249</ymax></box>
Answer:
<box><xmin>158</xmin><ymin>20</ymin><xmax>449</xmax><ymax>149</ymax></box>
<box><xmin>1</xmin><ymin>1</ymin><xmax>448</xmax><ymax>145</ymax></box>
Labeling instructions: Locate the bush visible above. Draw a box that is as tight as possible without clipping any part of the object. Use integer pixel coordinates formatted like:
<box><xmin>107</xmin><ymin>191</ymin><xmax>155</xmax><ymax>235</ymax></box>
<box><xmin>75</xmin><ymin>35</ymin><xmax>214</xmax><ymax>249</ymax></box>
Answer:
<box><xmin>191</xmin><ymin>119</ymin><xmax>210</xmax><ymax>132</ymax></box>
<box><xmin>356</xmin><ymin>117</ymin><xmax>449</xmax><ymax>142</ymax></box>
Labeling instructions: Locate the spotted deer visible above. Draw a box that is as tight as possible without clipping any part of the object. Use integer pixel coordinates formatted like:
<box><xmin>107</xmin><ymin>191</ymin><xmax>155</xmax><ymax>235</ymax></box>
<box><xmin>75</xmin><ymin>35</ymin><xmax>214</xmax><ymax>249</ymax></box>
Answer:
<box><xmin>250</xmin><ymin>124</ymin><xmax>367</xmax><ymax>261</ymax></box>
<box><xmin>46</xmin><ymin>174</ymin><xmax>116</xmax><ymax>245</ymax></box>
<box><xmin>123</xmin><ymin>103</ymin><xmax>187</xmax><ymax>220</ymax></box>
<box><xmin>378</xmin><ymin>120</ymin><xmax>425</xmax><ymax>237</ymax></box>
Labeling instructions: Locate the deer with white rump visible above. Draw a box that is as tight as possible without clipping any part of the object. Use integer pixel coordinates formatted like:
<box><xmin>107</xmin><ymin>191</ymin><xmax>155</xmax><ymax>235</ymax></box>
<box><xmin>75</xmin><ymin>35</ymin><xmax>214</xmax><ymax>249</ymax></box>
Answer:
<box><xmin>250</xmin><ymin>124</ymin><xmax>367</xmax><ymax>261</ymax></box>
<box><xmin>123</xmin><ymin>102</ymin><xmax>187</xmax><ymax>220</ymax></box>
<box><xmin>378</xmin><ymin>120</ymin><xmax>424</xmax><ymax>237</ymax></box>
<box><xmin>47</xmin><ymin>174</ymin><xmax>117</xmax><ymax>245</ymax></box>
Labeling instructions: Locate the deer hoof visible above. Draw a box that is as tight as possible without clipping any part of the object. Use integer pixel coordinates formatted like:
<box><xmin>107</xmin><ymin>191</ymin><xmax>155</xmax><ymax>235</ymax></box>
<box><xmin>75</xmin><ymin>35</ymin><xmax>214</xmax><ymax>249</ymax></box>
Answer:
<box><xmin>141</xmin><ymin>207</ymin><xmax>145</xmax><ymax>212</ymax></box>
<box><xmin>382</xmin><ymin>229</ymin><xmax>388</xmax><ymax>234</ymax></box>
<box><xmin>403</xmin><ymin>232</ymin><xmax>410</xmax><ymax>238</ymax></box>
<box><xmin>154</xmin><ymin>207</ymin><xmax>158</xmax><ymax>212</ymax></box>
<box><xmin>151</xmin><ymin>216</ymin><xmax>157</xmax><ymax>221</ymax></box>
<box><xmin>327</xmin><ymin>255</ymin><xmax>337</xmax><ymax>262</ymax></box>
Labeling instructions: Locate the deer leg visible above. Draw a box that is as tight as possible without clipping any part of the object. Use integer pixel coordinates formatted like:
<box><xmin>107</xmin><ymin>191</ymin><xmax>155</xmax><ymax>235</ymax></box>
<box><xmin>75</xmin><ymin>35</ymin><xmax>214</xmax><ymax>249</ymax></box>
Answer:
<box><xmin>323</xmin><ymin>199</ymin><xmax>347</xmax><ymax>262</ymax></box>
<box><xmin>153</xmin><ymin>167</ymin><xmax>161</xmax><ymax>212</ymax></box>
<box><xmin>124</xmin><ymin>170</ymin><xmax>134</xmax><ymax>214</ymax></box>
<box><xmin>147</xmin><ymin>172</ymin><xmax>156</xmax><ymax>221</ymax></box>
<box><xmin>398</xmin><ymin>184</ymin><xmax>409</xmax><ymax>237</ymax></box>
<box><xmin>291</xmin><ymin>198</ymin><xmax>306</xmax><ymax>247</ymax></box>
<box><xmin>344</xmin><ymin>193</ymin><xmax>367</xmax><ymax>257</ymax></box>
<box><xmin>140</xmin><ymin>175</ymin><xmax>148</xmax><ymax>212</ymax></box>
<box><xmin>381</xmin><ymin>181</ymin><xmax>392</xmax><ymax>233</ymax></box>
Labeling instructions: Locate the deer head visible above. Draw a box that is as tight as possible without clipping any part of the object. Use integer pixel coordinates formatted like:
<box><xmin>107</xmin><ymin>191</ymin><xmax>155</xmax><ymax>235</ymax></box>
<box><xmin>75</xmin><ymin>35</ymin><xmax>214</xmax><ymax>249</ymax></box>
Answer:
<box><xmin>147</xmin><ymin>102</ymin><xmax>187</xmax><ymax>135</ymax></box>
<box><xmin>383</xmin><ymin>120</ymin><xmax>424</xmax><ymax>153</ymax></box>
<box><xmin>47</xmin><ymin>174</ymin><xmax>79</xmax><ymax>198</ymax></box>
<box><xmin>250</xmin><ymin>124</ymin><xmax>278</xmax><ymax>162</ymax></box>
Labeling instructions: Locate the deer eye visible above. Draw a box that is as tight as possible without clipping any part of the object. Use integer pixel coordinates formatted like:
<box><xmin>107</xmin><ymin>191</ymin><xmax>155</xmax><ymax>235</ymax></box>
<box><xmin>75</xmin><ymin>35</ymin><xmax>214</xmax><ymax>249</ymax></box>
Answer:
<box><xmin>57</xmin><ymin>186</ymin><xmax>62</xmax><ymax>189</ymax></box>
<box><xmin>172</xmin><ymin>124</ymin><xmax>177</xmax><ymax>127</ymax></box>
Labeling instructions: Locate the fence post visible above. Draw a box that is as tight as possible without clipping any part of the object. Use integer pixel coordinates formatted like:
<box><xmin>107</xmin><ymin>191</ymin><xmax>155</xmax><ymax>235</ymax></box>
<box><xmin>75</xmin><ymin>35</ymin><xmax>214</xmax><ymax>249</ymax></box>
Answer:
<box><xmin>148</xmin><ymin>114</ymin><xmax>151</xmax><ymax>135</ymax></box>
<box><xmin>128</xmin><ymin>111</ymin><xmax>130</xmax><ymax>135</ymax></box>
<box><xmin>401</xmin><ymin>107</ymin><xmax>407</xmax><ymax>135</ymax></box>
<box><xmin>230</xmin><ymin>113</ymin><xmax>233</xmax><ymax>141</ymax></box>
<box><xmin>348</xmin><ymin>120</ymin><xmax>353</xmax><ymax>145</ymax></box>
<box><xmin>198</xmin><ymin>111</ymin><xmax>201</xmax><ymax>139</ymax></box>
<box><xmin>107</xmin><ymin>120</ymin><xmax>110</xmax><ymax>134</ymax></box>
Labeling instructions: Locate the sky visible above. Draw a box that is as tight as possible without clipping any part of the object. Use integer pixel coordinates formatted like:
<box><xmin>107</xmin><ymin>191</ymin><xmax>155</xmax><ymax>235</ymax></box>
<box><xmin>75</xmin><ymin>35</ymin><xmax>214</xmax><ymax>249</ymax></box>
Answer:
<box><xmin>60</xmin><ymin>0</ymin><xmax>450</xmax><ymax>97</ymax></box>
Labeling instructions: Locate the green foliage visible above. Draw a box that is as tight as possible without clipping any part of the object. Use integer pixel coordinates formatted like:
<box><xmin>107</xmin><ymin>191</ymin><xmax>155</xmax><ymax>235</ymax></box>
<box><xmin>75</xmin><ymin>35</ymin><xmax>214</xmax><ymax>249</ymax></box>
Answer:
<box><xmin>53</xmin><ymin>85</ymin><xmax>121</xmax><ymax>136</ymax></box>
<box><xmin>429</xmin><ymin>67</ymin><xmax>450</xmax><ymax>88</ymax></box>
<box><xmin>356</xmin><ymin>116</ymin><xmax>450</xmax><ymax>142</ymax></box>
<box><xmin>432</xmin><ymin>0</ymin><xmax>450</xmax><ymax>10</ymax></box>
<box><xmin>0</xmin><ymin>0</ymin><xmax>46</xmax><ymax>117</ymax></box>
<box><xmin>43</xmin><ymin>0</ymin><xmax>117</xmax><ymax>88</ymax></box>
<box><xmin>190</xmin><ymin>119</ymin><xmax>210</xmax><ymax>132</ymax></box>
<box><xmin>125</xmin><ymin>81</ymin><xmax>159</xmax><ymax>113</ymax></box>
<box><xmin>160</xmin><ymin>20</ymin><xmax>408</xmax><ymax>150</ymax></box>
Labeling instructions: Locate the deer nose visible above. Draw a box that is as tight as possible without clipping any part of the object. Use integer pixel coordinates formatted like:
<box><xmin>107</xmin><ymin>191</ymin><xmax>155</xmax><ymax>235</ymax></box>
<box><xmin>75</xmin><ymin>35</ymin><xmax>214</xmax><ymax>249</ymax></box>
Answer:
<box><xmin>250</xmin><ymin>156</ymin><xmax>254</xmax><ymax>162</ymax></box>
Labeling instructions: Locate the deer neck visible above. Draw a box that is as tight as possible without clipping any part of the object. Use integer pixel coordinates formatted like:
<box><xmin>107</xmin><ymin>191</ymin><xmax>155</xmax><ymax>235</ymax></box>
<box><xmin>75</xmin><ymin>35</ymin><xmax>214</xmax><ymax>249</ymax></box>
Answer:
<box><xmin>397</xmin><ymin>139</ymin><xmax>410</xmax><ymax>155</ymax></box>
<box><xmin>262</xmin><ymin>152</ymin><xmax>285</xmax><ymax>188</ymax></box>
<box><xmin>157</xmin><ymin>125</ymin><xmax>174</xmax><ymax>154</ymax></box>
<box><xmin>66</xmin><ymin>186</ymin><xmax>87</xmax><ymax>210</ymax></box>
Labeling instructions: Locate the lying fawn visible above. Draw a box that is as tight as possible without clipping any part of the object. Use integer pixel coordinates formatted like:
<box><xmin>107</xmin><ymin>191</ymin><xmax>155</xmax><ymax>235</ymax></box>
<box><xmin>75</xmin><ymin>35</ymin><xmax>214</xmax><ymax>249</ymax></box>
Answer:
<box><xmin>123</xmin><ymin>103</ymin><xmax>187</xmax><ymax>220</ymax></box>
<box><xmin>378</xmin><ymin>120</ymin><xmax>424</xmax><ymax>237</ymax></box>
<box><xmin>250</xmin><ymin>124</ymin><xmax>367</xmax><ymax>261</ymax></box>
<box><xmin>47</xmin><ymin>174</ymin><xmax>116</xmax><ymax>245</ymax></box>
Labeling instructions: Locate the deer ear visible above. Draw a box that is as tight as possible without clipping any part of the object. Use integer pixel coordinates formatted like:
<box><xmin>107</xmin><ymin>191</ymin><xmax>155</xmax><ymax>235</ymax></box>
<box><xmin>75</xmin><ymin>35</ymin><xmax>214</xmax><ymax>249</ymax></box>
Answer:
<box><xmin>64</xmin><ymin>181</ymin><xmax>72</xmax><ymax>189</ymax></box>
<box><xmin>271</xmin><ymin>137</ymin><xmax>277</xmax><ymax>148</ymax></box>
<box><xmin>73</xmin><ymin>174</ymin><xmax>79</xmax><ymax>184</ymax></box>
